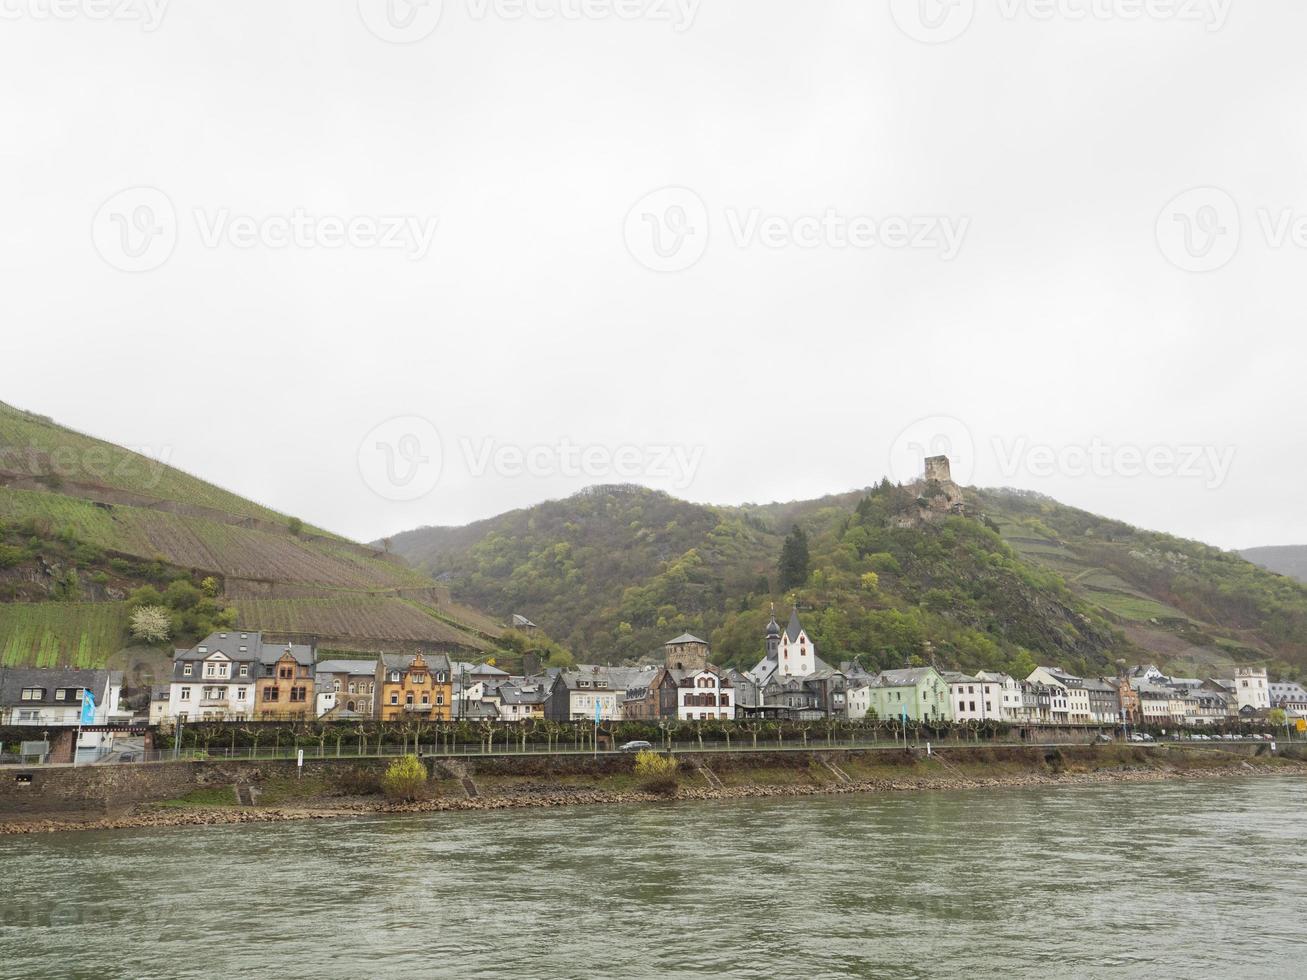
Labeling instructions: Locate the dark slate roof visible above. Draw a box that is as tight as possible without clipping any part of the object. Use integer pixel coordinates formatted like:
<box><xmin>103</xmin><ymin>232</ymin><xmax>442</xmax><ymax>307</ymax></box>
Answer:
<box><xmin>315</xmin><ymin>659</ymin><xmax>378</xmax><ymax>676</ymax></box>
<box><xmin>258</xmin><ymin>641</ymin><xmax>314</xmax><ymax>667</ymax></box>
<box><xmin>665</xmin><ymin>633</ymin><xmax>707</xmax><ymax>646</ymax></box>
<box><xmin>785</xmin><ymin>608</ymin><xmax>804</xmax><ymax>642</ymax></box>
<box><xmin>875</xmin><ymin>667</ymin><xmax>939</xmax><ymax>687</ymax></box>
<box><xmin>0</xmin><ymin>668</ymin><xmax>119</xmax><ymax>707</ymax></box>
<box><xmin>174</xmin><ymin>631</ymin><xmax>264</xmax><ymax>663</ymax></box>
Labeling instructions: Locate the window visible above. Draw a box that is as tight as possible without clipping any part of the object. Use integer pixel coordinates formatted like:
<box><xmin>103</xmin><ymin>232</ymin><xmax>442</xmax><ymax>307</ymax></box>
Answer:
<box><xmin>264</xmin><ymin>688</ymin><xmax>279</xmax><ymax>701</ymax></box>
<box><xmin>421</xmin><ymin>694</ymin><xmax>430</xmax><ymax>705</ymax></box>
<box><xmin>180</xmin><ymin>687</ymin><xmax>191</xmax><ymax>701</ymax></box>
<box><xmin>390</xmin><ymin>672</ymin><xmax>400</xmax><ymax>683</ymax></box>
<box><xmin>405</xmin><ymin>693</ymin><xmax>414</xmax><ymax>706</ymax></box>
<box><xmin>237</xmin><ymin>688</ymin><xmax>247</xmax><ymax>700</ymax></box>
<box><xmin>436</xmin><ymin>695</ymin><xmax>444</xmax><ymax>705</ymax></box>
<box><xmin>21</xmin><ymin>688</ymin><xmax>44</xmax><ymax>701</ymax></box>
<box><xmin>290</xmin><ymin>687</ymin><xmax>307</xmax><ymax>702</ymax></box>
<box><xmin>183</xmin><ymin>664</ymin><xmax>193</xmax><ymax>677</ymax></box>
<box><xmin>279</xmin><ymin>666</ymin><xmax>293</xmax><ymax>680</ymax></box>
<box><xmin>56</xmin><ymin>689</ymin><xmax>66</xmax><ymax>701</ymax></box>
<box><xmin>239</xmin><ymin>665</ymin><xmax>249</xmax><ymax>677</ymax></box>
<box><xmin>390</xmin><ymin>693</ymin><xmax>399</xmax><ymax>705</ymax></box>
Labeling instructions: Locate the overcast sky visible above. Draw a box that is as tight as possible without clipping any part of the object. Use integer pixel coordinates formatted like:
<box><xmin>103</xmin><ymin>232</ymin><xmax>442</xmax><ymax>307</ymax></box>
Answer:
<box><xmin>2</xmin><ymin>0</ymin><xmax>1302</xmax><ymax>550</ymax></box>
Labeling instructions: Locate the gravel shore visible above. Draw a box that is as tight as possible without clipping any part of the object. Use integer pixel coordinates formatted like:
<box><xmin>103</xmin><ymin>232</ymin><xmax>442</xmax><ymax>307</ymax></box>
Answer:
<box><xmin>4</xmin><ymin>758</ymin><xmax>1301</xmax><ymax>836</ymax></box>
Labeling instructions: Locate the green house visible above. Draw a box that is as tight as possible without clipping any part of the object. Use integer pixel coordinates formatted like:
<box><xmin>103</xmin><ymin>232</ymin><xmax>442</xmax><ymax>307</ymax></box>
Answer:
<box><xmin>869</xmin><ymin>666</ymin><xmax>953</xmax><ymax>723</ymax></box>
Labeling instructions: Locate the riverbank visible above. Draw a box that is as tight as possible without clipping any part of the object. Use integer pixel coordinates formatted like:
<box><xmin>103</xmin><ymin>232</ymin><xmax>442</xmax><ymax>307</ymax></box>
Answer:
<box><xmin>4</xmin><ymin>744</ymin><xmax>1304</xmax><ymax>835</ymax></box>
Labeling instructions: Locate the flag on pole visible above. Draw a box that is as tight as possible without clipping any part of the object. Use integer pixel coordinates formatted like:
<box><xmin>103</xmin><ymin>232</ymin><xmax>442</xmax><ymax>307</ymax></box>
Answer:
<box><xmin>81</xmin><ymin>688</ymin><xmax>97</xmax><ymax>725</ymax></box>
<box><xmin>594</xmin><ymin>698</ymin><xmax>602</xmax><ymax>724</ymax></box>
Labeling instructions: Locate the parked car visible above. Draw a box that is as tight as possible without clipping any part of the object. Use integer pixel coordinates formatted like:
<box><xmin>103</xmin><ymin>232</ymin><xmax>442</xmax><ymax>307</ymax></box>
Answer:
<box><xmin>619</xmin><ymin>740</ymin><xmax>653</xmax><ymax>753</ymax></box>
<box><xmin>1130</xmin><ymin>733</ymin><xmax>1155</xmax><ymax>742</ymax></box>
<box><xmin>1095</xmin><ymin>734</ymin><xmax>1114</xmax><ymax>743</ymax></box>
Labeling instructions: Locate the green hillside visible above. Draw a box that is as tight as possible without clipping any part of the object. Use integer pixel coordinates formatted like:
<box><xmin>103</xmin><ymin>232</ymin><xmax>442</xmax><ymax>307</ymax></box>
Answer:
<box><xmin>0</xmin><ymin>400</ymin><xmax>503</xmax><ymax>668</ymax></box>
<box><xmin>391</xmin><ymin>482</ymin><xmax>1307</xmax><ymax>682</ymax></box>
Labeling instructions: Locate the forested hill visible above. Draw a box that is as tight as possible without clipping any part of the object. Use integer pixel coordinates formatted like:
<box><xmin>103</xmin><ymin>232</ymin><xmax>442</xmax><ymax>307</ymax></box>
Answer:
<box><xmin>0</xmin><ymin>400</ymin><xmax>503</xmax><ymax>674</ymax></box>
<box><xmin>390</xmin><ymin>483</ymin><xmax>1307</xmax><ymax>683</ymax></box>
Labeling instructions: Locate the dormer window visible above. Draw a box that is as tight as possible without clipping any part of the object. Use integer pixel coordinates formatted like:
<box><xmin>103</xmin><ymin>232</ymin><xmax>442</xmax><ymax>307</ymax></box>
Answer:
<box><xmin>390</xmin><ymin>672</ymin><xmax>400</xmax><ymax>683</ymax></box>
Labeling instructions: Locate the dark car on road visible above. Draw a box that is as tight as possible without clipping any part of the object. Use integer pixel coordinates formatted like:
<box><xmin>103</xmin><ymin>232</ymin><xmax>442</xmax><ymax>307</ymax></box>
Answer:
<box><xmin>619</xmin><ymin>740</ymin><xmax>653</xmax><ymax>753</ymax></box>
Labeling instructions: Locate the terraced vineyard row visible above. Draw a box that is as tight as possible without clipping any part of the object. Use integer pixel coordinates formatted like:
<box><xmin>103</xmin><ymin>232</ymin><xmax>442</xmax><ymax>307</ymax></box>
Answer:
<box><xmin>232</xmin><ymin>597</ymin><xmax>492</xmax><ymax>651</ymax></box>
<box><xmin>0</xmin><ymin>488</ymin><xmax>426</xmax><ymax>590</ymax></box>
<box><xmin>0</xmin><ymin>602</ymin><xmax>130</xmax><ymax>668</ymax></box>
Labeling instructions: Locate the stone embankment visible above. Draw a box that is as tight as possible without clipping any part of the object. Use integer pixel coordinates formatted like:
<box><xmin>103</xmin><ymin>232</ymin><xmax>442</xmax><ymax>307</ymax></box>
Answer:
<box><xmin>3</xmin><ymin>752</ymin><xmax>1302</xmax><ymax>836</ymax></box>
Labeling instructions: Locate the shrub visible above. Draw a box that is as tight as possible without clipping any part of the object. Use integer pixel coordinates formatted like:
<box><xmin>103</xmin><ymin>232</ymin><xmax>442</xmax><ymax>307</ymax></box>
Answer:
<box><xmin>634</xmin><ymin>749</ymin><xmax>679</xmax><ymax>796</ymax></box>
<box><xmin>380</xmin><ymin>755</ymin><xmax>428</xmax><ymax>801</ymax></box>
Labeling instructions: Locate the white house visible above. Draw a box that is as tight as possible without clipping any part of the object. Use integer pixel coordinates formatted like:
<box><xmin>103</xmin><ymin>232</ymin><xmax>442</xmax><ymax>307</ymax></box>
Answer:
<box><xmin>676</xmin><ymin>667</ymin><xmax>733</xmax><ymax>721</ymax></box>
<box><xmin>846</xmin><ymin>683</ymin><xmax>872</xmax><ymax>720</ymax></box>
<box><xmin>974</xmin><ymin>671</ymin><xmax>1024</xmax><ymax>721</ymax></box>
<box><xmin>944</xmin><ymin>672</ymin><xmax>1008</xmax><ymax>722</ymax></box>
<box><xmin>562</xmin><ymin>670</ymin><xmax>622</xmax><ymax>721</ymax></box>
<box><xmin>0</xmin><ymin>667</ymin><xmax>124</xmax><ymax>758</ymax></box>
<box><xmin>167</xmin><ymin>632</ymin><xmax>262</xmax><ymax>722</ymax></box>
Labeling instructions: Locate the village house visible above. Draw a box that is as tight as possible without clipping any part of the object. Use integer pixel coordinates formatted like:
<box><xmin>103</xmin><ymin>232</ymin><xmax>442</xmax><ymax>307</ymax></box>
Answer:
<box><xmin>676</xmin><ymin>666</ymin><xmax>734</xmax><ymax>721</ymax></box>
<box><xmin>1082</xmin><ymin>678</ymin><xmax>1121</xmax><ymax>725</ymax></box>
<box><xmin>255</xmin><ymin>641</ymin><xmax>315</xmax><ymax>721</ymax></box>
<box><xmin>560</xmin><ymin>668</ymin><xmax>622</xmax><ymax>721</ymax></box>
<box><xmin>1027</xmin><ymin>667</ymin><xmax>1091</xmax><ymax>724</ymax></box>
<box><xmin>167</xmin><ymin>631</ymin><xmax>264</xmax><ymax>723</ymax></box>
<box><xmin>315</xmin><ymin>659</ymin><xmax>378</xmax><ymax>720</ymax></box>
<box><xmin>1136</xmin><ymin>683</ymin><xmax>1174</xmax><ymax>727</ymax></box>
<box><xmin>379</xmin><ymin>652</ymin><xmax>452</xmax><ymax>722</ymax></box>
<box><xmin>868</xmin><ymin>667</ymin><xmax>952</xmax><ymax>723</ymax></box>
<box><xmin>496</xmin><ymin>679</ymin><xmax>552</xmax><ymax>722</ymax></box>
<box><xmin>974</xmin><ymin>671</ymin><xmax>1025</xmax><ymax>721</ymax></box>
<box><xmin>943</xmin><ymin>671</ymin><xmax>1008</xmax><ymax>722</ymax></box>
<box><xmin>1110</xmin><ymin>676</ymin><xmax>1141</xmax><ymax>725</ymax></box>
<box><xmin>1270</xmin><ymin>681</ymin><xmax>1307</xmax><ymax>711</ymax></box>
<box><xmin>0</xmin><ymin>667</ymin><xmax>123</xmax><ymax>758</ymax></box>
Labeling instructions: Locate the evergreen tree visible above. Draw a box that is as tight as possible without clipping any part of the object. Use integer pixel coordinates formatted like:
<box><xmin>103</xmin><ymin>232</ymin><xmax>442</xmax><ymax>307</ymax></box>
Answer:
<box><xmin>778</xmin><ymin>524</ymin><xmax>810</xmax><ymax>591</ymax></box>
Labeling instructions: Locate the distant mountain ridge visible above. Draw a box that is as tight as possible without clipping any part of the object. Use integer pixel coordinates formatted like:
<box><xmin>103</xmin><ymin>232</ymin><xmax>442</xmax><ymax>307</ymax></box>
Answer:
<box><xmin>1240</xmin><ymin>545</ymin><xmax>1307</xmax><ymax>583</ymax></box>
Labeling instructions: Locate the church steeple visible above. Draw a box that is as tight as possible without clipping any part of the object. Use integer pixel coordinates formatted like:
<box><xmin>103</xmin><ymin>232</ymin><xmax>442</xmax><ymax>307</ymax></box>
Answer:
<box><xmin>765</xmin><ymin>603</ymin><xmax>781</xmax><ymax>661</ymax></box>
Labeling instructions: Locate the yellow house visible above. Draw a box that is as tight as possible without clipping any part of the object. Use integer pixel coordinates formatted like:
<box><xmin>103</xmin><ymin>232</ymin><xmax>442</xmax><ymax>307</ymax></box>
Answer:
<box><xmin>379</xmin><ymin>652</ymin><xmax>452</xmax><ymax>722</ymax></box>
<box><xmin>255</xmin><ymin>642</ymin><xmax>315</xmax><ymax>721</ymax></box>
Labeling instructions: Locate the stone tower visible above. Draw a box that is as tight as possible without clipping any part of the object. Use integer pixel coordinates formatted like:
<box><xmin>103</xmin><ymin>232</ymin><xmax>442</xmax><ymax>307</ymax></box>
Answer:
<box><xmin>924</xmin><ymin>455</ymin><xmax>952</xmax><ymax>483</ymax></box>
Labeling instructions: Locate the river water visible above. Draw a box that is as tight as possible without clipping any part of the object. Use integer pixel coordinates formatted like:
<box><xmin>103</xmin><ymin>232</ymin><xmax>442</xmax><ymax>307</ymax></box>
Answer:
<box><xmin>1</xmin><ymin>777</ymin><xmax>1304</xmax><ymax>978</ymax></box>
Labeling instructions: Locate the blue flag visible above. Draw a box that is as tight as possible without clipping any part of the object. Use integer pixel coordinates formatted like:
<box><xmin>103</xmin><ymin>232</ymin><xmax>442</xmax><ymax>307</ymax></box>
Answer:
<box><xmin>81</xmin><ymin>688</ymin><xmax>96</xmax><ymax>725</ymax></box>
<box><xmin>594</xmin><ymin>698</ymin><xmax>602</xmax><ymax>724</ymax></box>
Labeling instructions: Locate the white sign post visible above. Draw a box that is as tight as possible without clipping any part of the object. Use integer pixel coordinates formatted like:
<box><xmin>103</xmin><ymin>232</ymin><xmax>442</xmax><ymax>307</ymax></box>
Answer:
<box><xmin>297</xmin><ymin>748</ymin><xmax>304</xmax><ymax>778</ymax></box>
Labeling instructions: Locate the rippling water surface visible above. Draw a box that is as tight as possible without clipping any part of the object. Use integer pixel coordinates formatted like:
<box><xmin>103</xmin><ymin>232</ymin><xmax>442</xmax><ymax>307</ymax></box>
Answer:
<box><xmin>2</xmin><ymin>777</ymin><xmax>1305</xmax><ymax>978</ymax></box>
